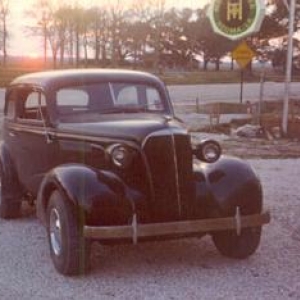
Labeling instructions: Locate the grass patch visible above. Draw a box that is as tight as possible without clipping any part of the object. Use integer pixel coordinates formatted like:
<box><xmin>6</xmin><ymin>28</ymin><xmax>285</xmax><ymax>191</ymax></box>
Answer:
<box><xmin>0</xmin><ymin>66</ymin><xmax>46</xmax><ymax>87</ymax></box>
<box><xmin>160</xmin><ymin>70</ymin><xmax>245</xmax><ymax>85</ymax></box>
<box><xmin>0</xmin><ymin>64</ymin><xmax>299</xmax><ymax>87</ymax></box>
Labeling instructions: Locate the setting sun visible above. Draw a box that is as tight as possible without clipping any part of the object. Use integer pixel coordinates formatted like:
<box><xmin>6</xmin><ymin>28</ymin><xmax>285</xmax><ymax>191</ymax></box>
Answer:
<box><xmin>27</xmin><ymin>52</ymin><xmax>40</xmax><ymax>59</ymax></box>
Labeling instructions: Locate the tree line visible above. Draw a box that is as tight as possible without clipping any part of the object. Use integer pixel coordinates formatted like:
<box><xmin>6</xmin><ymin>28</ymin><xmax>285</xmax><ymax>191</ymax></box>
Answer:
<box><xmin>0</xmin><ymin>0</ymin><xmax>299</xmax><ymax>71</ymax></box>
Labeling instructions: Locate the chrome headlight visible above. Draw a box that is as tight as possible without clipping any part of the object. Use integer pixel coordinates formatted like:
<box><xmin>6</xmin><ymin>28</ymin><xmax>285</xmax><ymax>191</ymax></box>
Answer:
<box><xmin>193</xmin><ymin>140</ymin><xmax>221</xmax><ymax>163</ymax></box>
<box><xmin>107</xmin><ymin>144</ymin><xmax>134</xmax><ymax>169</ymax></box>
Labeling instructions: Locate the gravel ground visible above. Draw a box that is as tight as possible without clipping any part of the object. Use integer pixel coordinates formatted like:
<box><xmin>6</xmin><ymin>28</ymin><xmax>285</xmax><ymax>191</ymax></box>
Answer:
<box><xmin>0</xmin><ymin>159</ymin><xmax>299</xmax><ymax>300</ymax></box>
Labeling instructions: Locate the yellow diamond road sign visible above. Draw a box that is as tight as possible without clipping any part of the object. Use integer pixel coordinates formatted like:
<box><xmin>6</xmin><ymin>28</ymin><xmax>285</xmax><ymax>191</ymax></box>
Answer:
<box><xmin>232</xmin><ymin>41</ymin><xmax>255</xmax><ymax>69</ymax></box>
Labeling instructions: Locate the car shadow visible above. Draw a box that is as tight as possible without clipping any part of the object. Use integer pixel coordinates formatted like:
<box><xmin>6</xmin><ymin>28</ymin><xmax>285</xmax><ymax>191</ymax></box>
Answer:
<box><xmin>89</xmin><ymin>236</ymin><xmax>258</xmax><ymax>276</ymax></box>
<box><xmin>20</xmin><ymin>202</ymin><xmax>36</xmax><ymax>219</ymax></box>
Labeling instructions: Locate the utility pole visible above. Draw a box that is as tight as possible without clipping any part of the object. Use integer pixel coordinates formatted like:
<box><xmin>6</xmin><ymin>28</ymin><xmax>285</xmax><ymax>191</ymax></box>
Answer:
<box><xmin>282</xmin><ymin>0</ymin><xmax>296</xmax><ymax>136</ymax></box>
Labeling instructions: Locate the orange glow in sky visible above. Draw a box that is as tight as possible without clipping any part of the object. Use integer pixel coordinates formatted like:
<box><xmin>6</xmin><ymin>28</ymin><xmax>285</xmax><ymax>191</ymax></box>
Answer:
<box><xmin>8</xmin><ymin>0</ymin><xmax>208</xmax><ymax>57</ymax></box>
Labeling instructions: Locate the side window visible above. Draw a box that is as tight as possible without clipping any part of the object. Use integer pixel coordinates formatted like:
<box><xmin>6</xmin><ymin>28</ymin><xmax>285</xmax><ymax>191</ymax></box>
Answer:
<box><xmin>115</xmin><ymin>86</ymin><xmax>138</xmax><ymax>105</ymax></box>
<box><xmin>56</xmin><ymin>88</ymin><xmax>89</xmax><ymax>114</ymax></box>
<box><xmin>19</xmin><ymin>91</ymin><xmax>46</xmax><ymax>121</ymax></box>
<box><xmin>5</xmin><ymin>90</ymin><xmax>17</xmax><ymax>119</ymax></box>
<box><xmin>6</xmin><ymin>100</ymin><xmax>15</xmax><ymax>118</ymax></box>
<box><xmin>146</xmin><ymin>88</ymin><xmax>163</xmax><ymax>111</ymax></box>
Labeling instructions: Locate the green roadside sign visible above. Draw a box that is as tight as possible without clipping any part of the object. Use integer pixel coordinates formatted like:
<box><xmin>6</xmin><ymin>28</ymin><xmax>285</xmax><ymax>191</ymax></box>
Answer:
<box><xmin>207</xmin><ymin>0</ymin><xmax>265</xmax><ymax>40</ymax></box>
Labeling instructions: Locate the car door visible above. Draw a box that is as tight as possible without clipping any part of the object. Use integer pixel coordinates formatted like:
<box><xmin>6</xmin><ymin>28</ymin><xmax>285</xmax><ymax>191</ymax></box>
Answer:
<box><xmin>6</xmin><ymin>87</ymin><xmax>58</xmax><ymax>194</ymax></box>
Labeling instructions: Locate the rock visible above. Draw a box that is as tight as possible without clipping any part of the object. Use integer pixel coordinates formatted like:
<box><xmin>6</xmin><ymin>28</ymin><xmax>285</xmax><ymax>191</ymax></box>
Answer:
<box><xmin>271</xmin><ymin>126</ymin><xmax>282</xmax><ymax>139</ymax></box>
<box><xmin>234</xmin><ymin>124</ymin><xmax>264</xmax><ymax>138</ymax></box>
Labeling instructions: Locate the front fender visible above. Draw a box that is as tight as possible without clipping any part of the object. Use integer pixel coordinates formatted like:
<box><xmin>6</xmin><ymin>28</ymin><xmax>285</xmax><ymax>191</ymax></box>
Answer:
<box><xmin>194</xmin><ymin>156</ymin><xmax>263</xmax><ymax>216</ymax></box>
<box><xmin>37</xmin><ymin>164</ymin><xmax>142</xmax><ymax>226</ymax></box>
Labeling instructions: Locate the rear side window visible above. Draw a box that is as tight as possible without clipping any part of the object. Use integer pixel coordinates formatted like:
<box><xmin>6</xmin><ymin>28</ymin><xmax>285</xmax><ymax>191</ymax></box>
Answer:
<box><xmin>5</xmin><ymin>90</ymin><xmax>17</xmax><ymax>119</ymax></box>
<box><xmin>19</xmin><ymin>91</ymin><xmax>46</xmax><ymax>120</ymax></box>
<box><xmin>56</xmin><ymin>88</ymin><xmax>89</xmax><ymax>114</ymax></box>
<box><xmin>6</xmin><ymin>88</ymin><xmax>47</xmax><ymax>121</ymax></box>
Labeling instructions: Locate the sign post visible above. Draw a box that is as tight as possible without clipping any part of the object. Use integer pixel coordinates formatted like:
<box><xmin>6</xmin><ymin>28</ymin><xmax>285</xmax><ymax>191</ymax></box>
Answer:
<box><xmin>240</xmin><ymin>69</ymin><xmax>244</xmax><ymax>104</ymax></box>
<box><xmin>231</xmin><ymin>41</ymin><xmax>256</xmax><ymax>103</ymax></box>
<box><xmin>282</xmin><ymin>0</ymin><xmax>296</xmax><ymax>136</ymax></box>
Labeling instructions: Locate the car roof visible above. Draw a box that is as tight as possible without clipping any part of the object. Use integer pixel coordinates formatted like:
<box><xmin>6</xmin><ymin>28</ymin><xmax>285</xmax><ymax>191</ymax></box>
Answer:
<box><xmin>8</xmin><ymin>69</ymin><xmax>164</xmax><ymax>90</ymax></box>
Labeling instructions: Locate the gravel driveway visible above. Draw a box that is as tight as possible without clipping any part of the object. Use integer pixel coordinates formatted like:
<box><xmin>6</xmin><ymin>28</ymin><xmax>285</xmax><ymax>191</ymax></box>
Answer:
<box><xmin>0</xmin><ymin>159</ymin><xmax>299</xmax><ymax>300</ymax></box>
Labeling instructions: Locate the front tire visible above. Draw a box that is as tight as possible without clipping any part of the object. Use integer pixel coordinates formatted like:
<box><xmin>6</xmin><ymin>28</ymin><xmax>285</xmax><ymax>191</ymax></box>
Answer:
<box><xmin>212</xmin><ymin>226</ymin><xmax>262</xmax><ymax>259</ymax></box>
<box><xmin>46</xmin><ymin>190</ymin><xmax>91</xmax><ymax>276</ymax></box>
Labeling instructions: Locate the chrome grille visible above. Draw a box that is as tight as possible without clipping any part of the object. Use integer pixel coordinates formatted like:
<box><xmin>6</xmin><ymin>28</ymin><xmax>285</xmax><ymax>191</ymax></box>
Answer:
<box><xmin>142</xmin><ymin>131</ymin><xmax>195</xmax><ymax>222</ymax></box>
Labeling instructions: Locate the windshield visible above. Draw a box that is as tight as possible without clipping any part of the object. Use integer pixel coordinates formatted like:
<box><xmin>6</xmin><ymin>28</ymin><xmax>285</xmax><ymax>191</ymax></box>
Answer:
<box><xmin>55</xmin><ymin>82</ymin><xmax>168</xmax><ymax>122</ymax></box>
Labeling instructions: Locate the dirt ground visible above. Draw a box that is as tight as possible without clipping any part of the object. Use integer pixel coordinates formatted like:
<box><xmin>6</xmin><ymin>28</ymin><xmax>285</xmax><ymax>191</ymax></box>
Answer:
<box><xmin>186</xmin><ymin>100</ymin><xmax>300</xmax><ymax>159</ymax></box>
<box><xmin>221</xmin><ymin>137</ymin><xmax>300</xmax><ymax>159</ymax></box>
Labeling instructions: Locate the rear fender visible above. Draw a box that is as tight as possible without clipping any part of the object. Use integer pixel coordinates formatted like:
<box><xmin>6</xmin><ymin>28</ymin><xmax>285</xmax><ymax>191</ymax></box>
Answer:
<box><xmin>0</xmin><ymin>142</ymin><xmax>25</xmax><ymax>202</ymax></box>
<box><xmin>194</xmin><ymin>156</ymin><xmax>263</xmax><ymax>216</ymax></box>
<box><xmin>37</xmin><ymin>164</ymin><xmax>138</xmax><ymax>226</ymax></box>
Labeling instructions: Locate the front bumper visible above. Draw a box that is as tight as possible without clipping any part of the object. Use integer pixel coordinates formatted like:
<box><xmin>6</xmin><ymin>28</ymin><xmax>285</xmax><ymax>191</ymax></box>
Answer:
<box><xmin>83</xmin><ymin>210</ymin><xmax>270</xmax><ymax>244</ymax></box>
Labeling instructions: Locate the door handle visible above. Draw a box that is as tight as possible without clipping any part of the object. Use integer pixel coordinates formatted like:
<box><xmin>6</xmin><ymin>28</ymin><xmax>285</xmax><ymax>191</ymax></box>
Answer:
<box><xmin>45</xmin><ymin>132</ymin><xmax>55</xmax><ymax>144</ymax></box>
<box><xmin>9</xmin><ymin>131</ymin><xmax>16</xmax><ymax>137</ymax></box>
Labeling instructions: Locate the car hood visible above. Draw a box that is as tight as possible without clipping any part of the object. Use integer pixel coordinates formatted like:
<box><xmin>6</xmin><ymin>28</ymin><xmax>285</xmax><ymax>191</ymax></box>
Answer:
<box><xmin>56</xmin><ymin>114</ymin><xmax>187</xmax><ymax>144</ymax></box>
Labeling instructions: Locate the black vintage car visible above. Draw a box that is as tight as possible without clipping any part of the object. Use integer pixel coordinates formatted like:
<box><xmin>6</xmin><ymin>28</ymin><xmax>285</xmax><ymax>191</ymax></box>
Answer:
<box><xmin>0</xmin><ymin>69</ymin><xmax>270</xmax><ymax>275</ymax></box>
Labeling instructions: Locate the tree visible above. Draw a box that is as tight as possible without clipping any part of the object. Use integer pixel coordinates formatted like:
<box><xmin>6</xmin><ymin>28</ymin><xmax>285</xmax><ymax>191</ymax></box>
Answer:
<box><xmin>28</xmin><ymin>0</ymin><xmax>66</xmax><ymax>67</ymax></box>
<box><xmin>127</xmin><ymin>1</ymin><xmax>156</xmax><ymax>68</ymax></box>
<box><xmin>254</xmin><ymin>0</ymin><xmax>300</xmax><ymax>71</ymax></box>
<box><xmin>0</xmin><ymin>0</ymin><xmax>9</xmax><ymax>65</ymax></box>
<box><xmin>191</xmin><ymin>8</ymin><xmax>235</xmax><ymax>70</ymax></box>
<box><xmin>87</xmin><ymin>6</ymin><xmax>110</xmax><ymax>65</ymax></box>
<box><xmin>148</xmin><ymin>0</ymin><xmax>168</xmax><ymax>70</ymax></box>
<box><xmin>28</xmin><ymin>1</ymin><xmax>300</xmax><ymax>72</ymax></box>
<box><xmin>157</xmin><ymin>8</ymin><xmax>195</xmax><ymax>70</ymax></box>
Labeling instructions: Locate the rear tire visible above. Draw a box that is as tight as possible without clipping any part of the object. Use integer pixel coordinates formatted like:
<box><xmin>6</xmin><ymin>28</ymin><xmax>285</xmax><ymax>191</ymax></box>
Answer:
<box><xmin>46</xmin><ymin>190</ymin><xmax>91</xmax><ymax>276</ymax></box>
<box><xmin>0</xmin><ymin>165</ymin><xmax>21</xmax><ymax>219</ymax></box>
<box><xmin>212</xmin><ymin>227</ymin><xmax>261</xmax><ymax>259</ymax></box>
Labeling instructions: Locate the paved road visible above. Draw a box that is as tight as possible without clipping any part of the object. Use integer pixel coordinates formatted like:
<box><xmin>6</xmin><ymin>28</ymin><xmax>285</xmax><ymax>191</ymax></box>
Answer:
<box><xmin>168</xmin><ymin>82</ymin><xmax>300</xmax><ymax>104</ymax></box>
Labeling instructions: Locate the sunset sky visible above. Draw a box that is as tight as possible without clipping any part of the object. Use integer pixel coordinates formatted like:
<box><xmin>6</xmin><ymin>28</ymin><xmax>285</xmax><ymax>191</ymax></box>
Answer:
<box><xmin>8</xmin><ymin>0</ymin><xmax>207</xmax><ymax>57</ymax></box>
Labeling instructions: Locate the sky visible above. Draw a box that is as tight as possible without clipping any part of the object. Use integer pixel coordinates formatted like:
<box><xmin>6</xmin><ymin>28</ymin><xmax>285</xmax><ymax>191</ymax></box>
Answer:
<box><xmin>8</xmin><ymin>0</ymin><xmax>208</xmax><ymax>57</ymax></box>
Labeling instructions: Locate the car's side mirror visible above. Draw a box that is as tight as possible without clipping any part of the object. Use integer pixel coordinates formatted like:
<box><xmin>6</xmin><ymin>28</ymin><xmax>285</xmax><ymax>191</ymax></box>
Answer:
<box><xmin>193</xmin><ymin>140</ymin><xmax>222</xmax><ymax>163</ymax></box>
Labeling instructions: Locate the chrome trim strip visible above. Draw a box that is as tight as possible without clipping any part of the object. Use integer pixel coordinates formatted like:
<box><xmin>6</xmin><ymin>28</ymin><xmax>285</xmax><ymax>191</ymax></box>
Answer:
<box><xmin>9</xmin><ymin>125</ymin><xmax>47</xmax><ymax>136</ymax></box>
<box><xmin>109</xmin><ymin>82</ymin><xmax>117</xmax><ymax>104</ymax></box>
<box><xmin>235</xmin><ymin>206</ymin><xmax>242</xmax><ymax>236</ymax></box>
<box><xmin>171</xmin><ymin>133</ymin><xmax>182</xmax><ymax>217</ymax></box>
<box><xmin>7</xmin><ymin>124</ymin><xmax>136</xmax><ymax>145</ymax></box>
<box><xmin>142</xmin><ymin>128</ymin><xmax>187</xmax><ymax>149</ymax></box>
<box><xmin>140</xmin><ymin>151</ymin><xmax>156</xmax><ymax>204</ymax></box>
<box><xmin>55</xmin><ymin>132</ymin><xmax>131</xmax><ymax>144</ymax></box>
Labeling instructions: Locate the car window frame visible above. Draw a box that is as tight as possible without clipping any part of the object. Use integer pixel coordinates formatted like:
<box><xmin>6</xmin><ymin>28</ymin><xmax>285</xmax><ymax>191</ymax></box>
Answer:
<box><xmin>4</xmin><ymin>88</ymin><xmax>18</xmax><ymax>121</ymax></box>
<box><xmin>12</xmin><ymin>86</ymin><xmax>49</xmax><ymax>127</ymax></box>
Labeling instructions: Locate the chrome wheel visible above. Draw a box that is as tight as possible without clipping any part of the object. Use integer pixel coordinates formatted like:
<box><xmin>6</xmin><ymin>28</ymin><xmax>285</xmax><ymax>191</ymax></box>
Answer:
<box><xmin>47</xmin><ymin>190</ymin><xmax>91</xmax><ymax>275</ymax></box>
<box><xmin>49</xmin><ymin>208</ymin><xmax>62</xmax><ymax>256</ymax></box>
